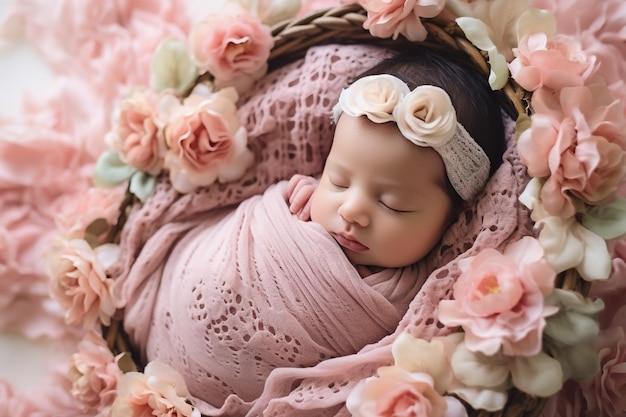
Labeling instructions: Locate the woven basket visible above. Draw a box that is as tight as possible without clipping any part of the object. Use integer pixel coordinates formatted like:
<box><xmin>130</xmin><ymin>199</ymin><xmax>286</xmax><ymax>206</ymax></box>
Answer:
<box><xmin>104</xmin><ymin>4</ymin><xmax>589</xmax><ymax>417</ymax></box>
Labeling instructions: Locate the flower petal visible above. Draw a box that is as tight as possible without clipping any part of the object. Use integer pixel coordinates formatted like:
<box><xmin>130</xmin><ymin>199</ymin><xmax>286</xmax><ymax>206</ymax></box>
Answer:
<box><xmin>584</xmin><ymin>197</ymin><xmax>626</xmax><ymax>240</ymax></box>
<box><xmin>509</xmin><ymin>353</ymin><xmax>563</xmax><ymax>396</ymax></box>
<box><xmin>456</xmin><ymin>17</ymin><xmax>509</xmax><ymax>90</ymax></box>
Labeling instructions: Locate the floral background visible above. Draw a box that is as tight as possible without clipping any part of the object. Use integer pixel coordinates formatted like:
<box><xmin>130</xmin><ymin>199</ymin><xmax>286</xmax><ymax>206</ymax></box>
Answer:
<box><xmin>1</xmin><ymin>0</ymin><xmax>625</xmax><ymax>416</ymax></box>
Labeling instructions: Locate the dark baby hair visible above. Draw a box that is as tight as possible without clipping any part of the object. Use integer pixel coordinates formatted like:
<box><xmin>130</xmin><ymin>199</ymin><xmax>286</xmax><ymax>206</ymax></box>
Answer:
<box><xmin>356</xmin><ymin>45</ymin><xmax>507</xmax><ymax>180</ymax></box>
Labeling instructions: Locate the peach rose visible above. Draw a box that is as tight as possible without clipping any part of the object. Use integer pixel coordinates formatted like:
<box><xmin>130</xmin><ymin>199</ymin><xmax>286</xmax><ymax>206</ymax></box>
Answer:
<box><xmin>55</xmin><ymin>185</ymin><xmax>126</xmax><ymax>240</ymax></box>
<box><xmin>106</xmin><ymin>89</ymin><xmax>168</xmax><ymax>175</ymax></box>
<box><xmin>68</xmin><ymin>329</ymin><xmax>123</xmax><ymax>412</ymax></box>
<box><xmin>163</xmin><ymin>87</ymin><xmax>254</xmax><ymax>193</ymax></box>
<box><xmin>518</xmin><ymin>85</ymin><xmax>626</xmax><ymax>218</ymax></box>
<box><xmin>48</xmin><ymin>239</ymin><xmax>119</xmax><ymax>329</ymax></box>
<box><xmin>438</xmin><ymin>237</ymin><xmax>558</xmax><ymax>357</ymax></box>
<box><xmin>111</xmin><ymin>360</ymin><xmax>200</xmax><ymax>417</ymax></box>
<box><xmin>581</xmin><ymin>325</ymin><xmax>626</xmax><ymax>417</ymax></box>
<box><xmin>360</xmin><ymin>0</ymin><xmax>445</xmax><ymax>42</ymax></box>
<box><xmin>346</xmin><ymin>366</ymin><xmax>466</xmax><ymax>417</ymax></box>
<box><xmin>189</xmin><ymin>4</ymin><xmax>273</xmax><ymax>82</ymax></box>
<box><xmin>509</xmin><ymin>32</ymin><xmax>597</xmax><ymax>92</ymax></box>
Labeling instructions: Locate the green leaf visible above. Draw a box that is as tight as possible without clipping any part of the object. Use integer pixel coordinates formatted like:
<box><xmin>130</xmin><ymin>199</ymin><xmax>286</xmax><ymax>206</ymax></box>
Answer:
<box><xmin>151</xmin><ymin>38</ymin><xmax>198</xmax><ymax>95</ymax></box>
<box><xmin>93</xmin><ymin>150</ymin><xmax>136</xmax><ymax>187</ymax></box>
<box><xmin>129</xmin><ymin>170</ymin><xmax>157</xmax><ymax>202</ymax></box>
<box><xmin>583</xmin><ymin>197</ymin><xmax>626</xmax><ymax>240</ymax></box>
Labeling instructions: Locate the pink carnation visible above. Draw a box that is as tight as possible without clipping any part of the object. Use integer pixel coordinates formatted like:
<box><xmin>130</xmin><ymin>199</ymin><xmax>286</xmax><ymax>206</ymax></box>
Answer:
<box><xmin>0</xmin><ymin>380</ymin><xmax>38</xmax><ymax>417</ymax></box>
<box><xmin>48</xmin><ymin>239</ymin><xmax>118</xmax><ymax>329</ymax></box>
<box><xmin>438</xmin><ymin>237</ymin><xmax>558</xmax><ymax>357</ymax></box>
<box><xmin>359</xmin><ymin>0</ymin><xmax>445</xmax><ymax>42</ymax></box>
<box><xmin>531</xmin><ymin>0</ymin><xmax>626</xmax><ymax>112</ymax></box>
<box><xmin>581</xmin><ymin>326</ymin><xmax>626</xmax><ymax>417</ymax></box>
<box><xmin>106</xmin><ymin>89</ymin><xmax>169</xmax><ymax>175</ymax></box>
<box><xmin>68</xmin><ymin>329</ymin><xmax>124</xmax><ymax>413</ymax></box>
<box><xmin>111</xmin><ymin>360</ymin><xmax>199</xmax><ymax>417</ymax></box>
<box><xmin>510</xmin><ymin>32</ymin><xmax>597</xmax><ymax>92</ymax></box>
<box><xmin>518</xmin><ymin>85</ymin><xmax>626</xmax><ymax>218</ymax></box>
<box><xmin>346</xmin><ymin>366</ymin><xmax>466</xmax><ymax>417</ymax></box>
<box><xmin>189</xmin><ymin>4</ymin><xmax>273</xmax><ymax>82</ymax></box>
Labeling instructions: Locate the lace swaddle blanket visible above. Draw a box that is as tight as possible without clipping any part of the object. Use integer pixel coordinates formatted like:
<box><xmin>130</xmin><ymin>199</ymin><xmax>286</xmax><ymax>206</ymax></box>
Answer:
<box><xmin>141</xmin><ymin>181</ymin><xmax>423</xmax><ymax>412</ymax></box>
<box><xmin>110</xmin><ymin>44</ymin><xmax>534</xmax><ymax>416</ymax></box>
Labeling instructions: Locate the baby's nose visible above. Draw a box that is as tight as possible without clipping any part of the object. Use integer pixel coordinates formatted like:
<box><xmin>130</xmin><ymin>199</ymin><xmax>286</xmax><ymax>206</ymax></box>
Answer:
<box><xmin>338</xmin><ymin>193</ymin><xmax>370</xmax><ymax>227</ymax></box>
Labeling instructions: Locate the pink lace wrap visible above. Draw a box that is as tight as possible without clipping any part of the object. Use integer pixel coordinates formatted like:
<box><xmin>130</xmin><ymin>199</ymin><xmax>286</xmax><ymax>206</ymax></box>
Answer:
<box><xmin>110</xmin><ymin>44</ymin><xmax>534</xmax><ymax>416</ymax></box>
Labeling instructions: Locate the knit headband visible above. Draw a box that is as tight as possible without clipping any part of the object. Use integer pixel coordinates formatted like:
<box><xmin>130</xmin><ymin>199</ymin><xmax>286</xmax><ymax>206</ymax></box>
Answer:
<box><xmin>332</xmin><ymin>74</ymin><xmax>490</xmax><ymax>201</ymax></box>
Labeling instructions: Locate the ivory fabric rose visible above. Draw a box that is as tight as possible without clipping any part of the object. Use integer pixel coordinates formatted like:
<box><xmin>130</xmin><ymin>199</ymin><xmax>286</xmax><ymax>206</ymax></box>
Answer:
<box><xmin>163</xmin><ymin>86</ymin><xmax>254</xmax><ymax>193</ymax></box>
<box><xmin>360</xmin><ymin>0</ymin><xmax>446</xmax><ymax>42</ymax></box>
<box><xmin>393</xmin><ymin>85</ymin><xmax>457</xmax><ymax>147</ymax></box>
<box><xmin>188</xmin><ymin>4</ymin><xmax>273</xmax><ymax>82</ymax></box>
<box><xmin>438</xmin><ymin>236</ymin><xmax>558</xmax><ymax>357</ymax></box>
<box><xmin>48</xmin><ymin>239</ymin><xmax>120</xmax><ymax>329</ymax></box>
<box><xmin>509</xmin><ymin>32</ymin><xmax>597</xmax><ymax>92</ymax></box>
<box><xmin>518</xmin><ymin>84</ymin><xmax>626</xmax><ymax>218</ymax></box>
<box><xmin>106</xmin><ymin>89</ymin><xmax>168</xmax><ymax>175</ymax></box>
<box><xmin>68</xmin><ymin>329</ymin><xmax>123</xmax><ymax>412</ymax></box>
<box><xmin>334</xmin><ymin>74</ymin><xmax>410</xmax><ymax>123</ymax></box>
<box><xmin>111</xmin><ymin>360</ymin><xmax>200</xmax><ymax>417</ymax></box>
<box><xmin>346</xmin><ymin>366</ymin><xmax>466</xmax><ymax>417</ymax></box>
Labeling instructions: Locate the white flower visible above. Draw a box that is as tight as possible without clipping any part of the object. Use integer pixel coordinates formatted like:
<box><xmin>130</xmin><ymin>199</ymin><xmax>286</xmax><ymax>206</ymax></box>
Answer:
<box><xmin>455</xmin><ymin>16</ymin><xmax>509</xmax><ymax>90</ymax></box>
<box><xmin>393</xmin><ymin>85</ymin><xmax>458</xmax><ymax>147</ymax></box>
<box><xmin>520</xmin><ymin>178</ymin><xmax>612</xmax><ymax>281</ymax></box>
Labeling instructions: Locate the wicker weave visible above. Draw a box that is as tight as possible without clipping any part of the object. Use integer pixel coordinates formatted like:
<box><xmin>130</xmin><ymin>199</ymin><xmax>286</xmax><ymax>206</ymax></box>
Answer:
<box><xmin>104</xmin><ymin>4</ymin><xmax>588</xmax><ymax>417</ymax></box>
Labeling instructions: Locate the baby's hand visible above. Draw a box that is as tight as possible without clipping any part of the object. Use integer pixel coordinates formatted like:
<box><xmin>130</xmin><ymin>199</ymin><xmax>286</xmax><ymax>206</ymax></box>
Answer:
<box><xmin>287</xmin><ymin>174</ymin><xmax>318</xmax><ymax>221</ymax></box>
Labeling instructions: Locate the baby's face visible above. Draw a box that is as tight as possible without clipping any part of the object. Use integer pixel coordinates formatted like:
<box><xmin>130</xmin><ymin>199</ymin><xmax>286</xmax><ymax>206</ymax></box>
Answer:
<box><xmin>310</xmin><ymin>114</ymin><xmax>454</xmax><ymax>268</ymax></box>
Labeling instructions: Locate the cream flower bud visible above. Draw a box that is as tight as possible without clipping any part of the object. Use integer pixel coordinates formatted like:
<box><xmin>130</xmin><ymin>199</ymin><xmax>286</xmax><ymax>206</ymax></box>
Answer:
<box><xmin>333</xmin><ymin>74</ymin><xmax>410</xmax><ymax>123</ymax></box>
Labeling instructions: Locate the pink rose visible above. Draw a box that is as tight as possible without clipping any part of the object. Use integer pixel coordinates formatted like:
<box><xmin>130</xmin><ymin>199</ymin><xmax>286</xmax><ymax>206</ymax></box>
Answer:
<box><xmin>518</xmin><ymin>85</ymin><xmax>626</xmax><ymax>218</ymax></box>
<box><xmin>438</xmin><ymin>237</ymin><xmax>558</xmax><ymax>357</ymax></box>
<box><xmin>360</xmin><ymin>0</ymin><xmax>445</xmax><ymax>42</ymax></box>
<box><xmin>55</xmin><ymin>185</ymin><xmax>126</xmax><ymax>240</ymax></box>
<box><xmin>111</xmin><ymin>360</ymin><xmax>200</xmax><ymax>417</ymax></box>
<box><xmin>48</xmin><ymin>239</ymin><xmax>119</xmax><ymax>329</ymax></box>
<box><xmin>509</xmin><ymin>33</ymin><xmax>597</xmax><ymax>92</ymax></box>
<box><xmin>581</xmin><ymin>326</ymin><xmax>626</xmax><ymax>416</ymax></box>
<box><xmin>68</xmin><ymin>329</ymin><xmax>123</xmax><ymax>412</ymax></box>
<box><xmin>189</xmin><ymin>4</ymin><xmax>273</xmax><ymax>82</ymax></box>
<box><xmin>0</xmin><ymin>380</ymin><xmax>38</xmax><ymax>417</ymax></box>
<box><xmin>106</xmin><ymin>89</ymin><xmax>168</xmax><ymax>175</ymax></box>
<box><xmin>346</xmin><ymin>366</ymin><xmax>465</xmax><ymax>417</ymax></box>
<box><xmin>163</xmin><ymin>87</ymin><xmax>254</xmax><ymax>193</ymax></box>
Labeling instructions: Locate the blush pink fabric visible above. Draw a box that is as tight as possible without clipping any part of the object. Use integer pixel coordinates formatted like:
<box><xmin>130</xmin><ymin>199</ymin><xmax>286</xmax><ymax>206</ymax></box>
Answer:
<box><xmin>110</xmin><ymin>43</ymin><xmax>534</xmax><ymax>416</ymax></box>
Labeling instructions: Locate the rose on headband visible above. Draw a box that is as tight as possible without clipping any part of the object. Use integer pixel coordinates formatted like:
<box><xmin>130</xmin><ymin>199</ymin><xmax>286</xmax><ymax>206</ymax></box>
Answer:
<box><xmin>393</xmin><ymin>85</ymin><xmax>457</xmax><ymax>148</ymax></box>
<box><xmin>333</xmin><ymin>74</ymin><xmax>410</xmax><ymax>123</ymax></box>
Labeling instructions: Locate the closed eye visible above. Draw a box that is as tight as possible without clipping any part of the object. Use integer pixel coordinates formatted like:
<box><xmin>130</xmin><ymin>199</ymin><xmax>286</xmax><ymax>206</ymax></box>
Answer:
<box><xmin>330</xmin><ymin>179</ymin><xmax>348</xmax><ymax>189</ymax></box>
<box><xmin>379</xmin><ymin>201</ymin><xmax>414</xmax><ymax>213</ymax></box>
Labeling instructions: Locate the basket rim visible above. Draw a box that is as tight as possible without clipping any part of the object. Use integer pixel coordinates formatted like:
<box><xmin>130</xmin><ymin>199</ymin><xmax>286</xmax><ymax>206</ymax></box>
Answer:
<box><xmin>101</xmin><ymin>5</ymin><xmax>587</xmax><ymax>417</ymax></box>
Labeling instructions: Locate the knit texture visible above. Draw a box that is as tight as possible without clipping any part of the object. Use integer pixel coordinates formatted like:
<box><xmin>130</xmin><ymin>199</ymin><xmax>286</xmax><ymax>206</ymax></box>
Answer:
<box><xmin>109</xmin><ymin>43</ymin><xmax>534</xmax><ymax>417</ymax></box>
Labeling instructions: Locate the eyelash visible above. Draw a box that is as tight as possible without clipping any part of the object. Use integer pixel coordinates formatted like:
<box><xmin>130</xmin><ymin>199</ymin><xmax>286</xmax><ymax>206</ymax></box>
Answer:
<box><xmin>379</xmin><ymin>201</ymin><xmax>409</xmax><ymax>213</ymax></box>
<box><xmin>330</xmin><ymin>179</ymin><xmax>411</xmax><ymax>213</ymax></box>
